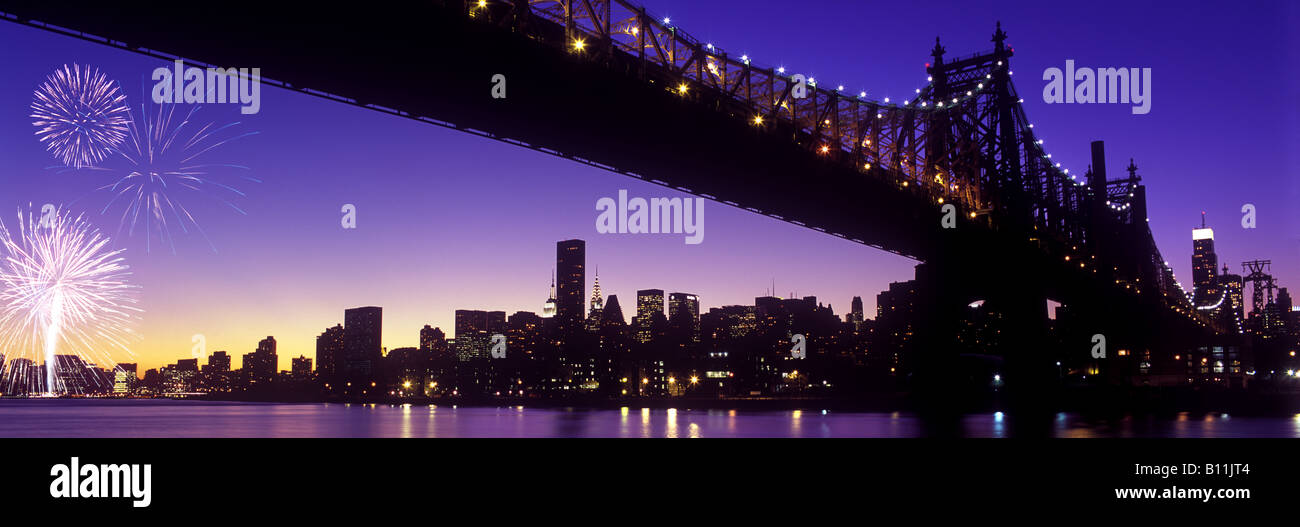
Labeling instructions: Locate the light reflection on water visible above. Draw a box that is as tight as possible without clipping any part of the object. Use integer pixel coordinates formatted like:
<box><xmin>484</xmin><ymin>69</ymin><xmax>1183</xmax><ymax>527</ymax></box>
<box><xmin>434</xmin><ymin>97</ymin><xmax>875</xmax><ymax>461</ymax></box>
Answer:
<box><xmin>0</xmin><ymin>400</ymin><xmax>1297</xmax><ymax>438</ymax></box>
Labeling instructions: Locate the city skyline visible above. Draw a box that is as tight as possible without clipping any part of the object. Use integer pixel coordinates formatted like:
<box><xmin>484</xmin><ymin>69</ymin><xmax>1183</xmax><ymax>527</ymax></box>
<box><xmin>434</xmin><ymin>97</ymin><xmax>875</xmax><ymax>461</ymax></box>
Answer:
<box><xmin>0</xmin><ymin>0</ymin><xmax>1294</xmax><ymax>373</ymax></box>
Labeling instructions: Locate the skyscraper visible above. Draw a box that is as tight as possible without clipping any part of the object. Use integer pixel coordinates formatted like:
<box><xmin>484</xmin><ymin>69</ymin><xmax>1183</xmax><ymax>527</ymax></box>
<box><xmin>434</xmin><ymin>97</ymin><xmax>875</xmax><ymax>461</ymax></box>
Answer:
<box><xmin>542</xmin><ymin>271</ymin><xmax>557</xmax><ymax>319</ymax></box>
<box><xmin>244</xmin><ymin>336</ymin><xmax>278</xmax><ymax>386</ymax></box>
<box><xmin>203</xmin><ymin>351</ymin><xmax>232</xmax><ymax>393</ymax></box>
<box><xmin>668</xmin><ymin>292</ymin><xmax>701</xmax><ymax>342</ymax></box>
<box><xmin>587</xmin><ymin>268</ymin><xmax>604</xmax><ymax>332</ymax></box>
<box><xmin>637</xmin><ymin>289</ymin><xmax>665</xmax><ymax>321</ymax></box>
<box><xmin>344</xmin><ymin>307</ymin><xmax>383</xmax><ymax>382</ymax></box>
<box><xmin>556</xmin><ymin>240</ymin><xmax>586</xmax><ymax>330</ymax></box>
<box><xmin>1192</xmin><ymin>215</ymin><xmax>1220</xmax><ymax>308</ymax></box>
<box><xmin>849</xmin><ymin>296</ymin><xmax>865</xmax><ymax>331</ymax></box>
<box><xmin>456</xmin><ymin>310</ymin><xmax>503</xmax><ymax>361</ymax></box>
<box><xmin>636</xmin><ymin>289</ymin><xmax>666</xmax><ymax>343</ymax></box>
<box><xmin>112</xmin><ymin>363</ymin><xmax>136</xmax><ymax>394</ymax></box>
<box><xmin>507</xmin><ymin>311</ymin><xmax>544</xmax><ymax>361</ymax></box>
<box><xmin>316</xmin><ymin>324</ymin><xmax>344</xmax><ymax>385</ymax></box>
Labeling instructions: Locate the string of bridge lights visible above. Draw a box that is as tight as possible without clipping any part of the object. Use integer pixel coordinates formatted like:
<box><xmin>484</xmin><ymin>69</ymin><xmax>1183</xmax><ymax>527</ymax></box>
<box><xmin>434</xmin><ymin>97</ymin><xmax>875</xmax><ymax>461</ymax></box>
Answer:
<box><xmin>712</xmin><ymin>38</ymin><xmax>1092</xmax><ymax>193</ymax></box>
<box><xmin>647</xmin><ymin>14</ymin><xmax>1127</xmax><ymax>215</ymax></box>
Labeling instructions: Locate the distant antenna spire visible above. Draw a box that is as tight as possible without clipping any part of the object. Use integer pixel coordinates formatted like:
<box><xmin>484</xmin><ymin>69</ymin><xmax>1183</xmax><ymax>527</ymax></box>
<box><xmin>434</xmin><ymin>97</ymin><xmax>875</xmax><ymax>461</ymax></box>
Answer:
<box><xmin>1201</xmin><ymin>211</ymin><xmax>1206</xmax><ymax>229</ymax></box>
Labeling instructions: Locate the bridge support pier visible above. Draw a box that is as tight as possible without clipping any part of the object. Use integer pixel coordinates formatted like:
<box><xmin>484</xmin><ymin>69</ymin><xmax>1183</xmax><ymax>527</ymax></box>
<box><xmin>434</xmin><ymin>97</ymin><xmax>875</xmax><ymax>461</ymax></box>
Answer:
<box><xmin>909</xmin><ymin>230</ymin><xmax>1058</xmax><ymax>437</ymax></box>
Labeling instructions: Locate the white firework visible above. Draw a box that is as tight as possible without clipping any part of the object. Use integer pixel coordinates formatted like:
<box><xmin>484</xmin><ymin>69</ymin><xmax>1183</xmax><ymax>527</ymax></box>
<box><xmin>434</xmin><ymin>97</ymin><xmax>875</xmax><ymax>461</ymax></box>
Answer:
<box><xmin>0</xmin><ymin>206</ymin><xmax>141</xmax><ymax>395</ymax></box>
<box><xmin>30</xmin><ymin>64</ymin><xmax>131</xmax><ymax>169</ymax></box>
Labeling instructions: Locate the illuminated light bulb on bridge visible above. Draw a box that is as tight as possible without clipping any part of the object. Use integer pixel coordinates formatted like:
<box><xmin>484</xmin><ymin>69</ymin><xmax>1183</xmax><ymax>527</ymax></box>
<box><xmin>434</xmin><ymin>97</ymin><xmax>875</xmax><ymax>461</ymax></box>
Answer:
<box><xmin>952</xmin><ymin>98</ymin><xmax>957</xmax><ymax>103</ymax></box>
<box><xmin>921</xmin><ymin>102</ymin><xmax>927</xmax><ymax>107</ymax></box>
<box><xmin>809</xmin><ymin>77</ymin><xmax>817</xmax><ymax>84</ymax></box>
<box><xmin>837</xmin><ymin>85</ymin><xmax>845</xmax><ymax>91</ymax></box>
<box><xmin>884</xmin><ymin>97</ymin><xmax>890</xmax><ymax>103</ymax></box>
<box><xmin>477</xmin><ymin>0</ymin><xmax>486</xmax><ymax>6</ymax></box>
<box><xmin>819</xmin><ymin>145</ymin><xmax>830</xmax><ymax>154</ymax></box>
<box><xmin>937</xmin><ymin>102</ymin><xmax>943</xmax><ymax>107</ymax></box>
<box><xmin>937</xmin><ymin>197</ymin><xmax>944</xmax><ymax>204</ymax></box>
<box><xmin>997</xmin><ymin>61</ymin><xmax>1003</xmax><ymax>66</ymax></box>
<box><xmin>859</xmin><ymin>91</ymin><xmax>866</xmax><ymax>97</ymax></box>
<box><xmin>572</xmin><ymin>38</ymin><xmax>586</xmax><ymax>51</ymax></box>
<box><xmin>752</xmin><ymin>115</ymin><xmax>763</xmax><ymax>125</ymax></box>
<box><xmin>1018</xmin><ymin>98</ymin><xmax>1025</xmax><ymax>103</ymax></box>
<box><xmin>1065</xmin><ymin>255</ymin><xmax>1071</xmax><ymax>261</ymax></box>
<box><xmin>663</xmin><ymin>17</ymin><xmax>671</xmax><ymax>24</ymax></box>
<box><xmin>707</xmin><ymin>43</ymin><xmax>714</xmax><ymax>50</ymax></box>
<box><xmin>864</xmin><ymin>163</ymin><xmax>872</xmax><ymax>169</ymax></box>
<box><xmin>777</xmin><ymin>66</ymin><xmax>785</xmax><ymax>73</ymax></box>
<box><xmin>902</xmin><ymin>181</ymin><xmax>909</xmax><ymax>187</ymax></box>
<box><xmin>927</xmin><ymin>76</ymin><xmax>933</xmax><ymax>81</ymax></box>
<box><xmin>969</xmin><ymin>212</ymin><xmax>977</xmax><ymax>218</ymax></box>
<box><xmin>876</xmin><ymin>113</ymin><xmax>882</xmax><ymax>118</ymax></box>
<box><xmin>986</xmin><ymin>74</ymin><xmax>992</xmax><ymax>79</ymax></box>
<box><xmin>966</xmin><ymin>91</ymin><xmax>972</xmax><ymax>96</ymax></box>
<box><xmin>677</xmin><ymin>83</ymin><xmax>689</xmax><ymax>94</ymax></box>
<box><xmin>977</xmin><ymin>83</ymin><xmax>984</xmax><ymax>89</ymax></box>
<box><xmin>915</xmin><ymin>88</ymin><xmax>921</xmax><ymax>94</ymax></box>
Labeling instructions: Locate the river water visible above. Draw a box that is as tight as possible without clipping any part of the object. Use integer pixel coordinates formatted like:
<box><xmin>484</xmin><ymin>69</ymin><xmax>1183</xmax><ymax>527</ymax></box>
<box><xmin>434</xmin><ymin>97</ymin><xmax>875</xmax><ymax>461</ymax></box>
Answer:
<box><xmin>3</xmin><ymin>399</ymin><xmax>1299</xmax><ymax>437</ymax></box>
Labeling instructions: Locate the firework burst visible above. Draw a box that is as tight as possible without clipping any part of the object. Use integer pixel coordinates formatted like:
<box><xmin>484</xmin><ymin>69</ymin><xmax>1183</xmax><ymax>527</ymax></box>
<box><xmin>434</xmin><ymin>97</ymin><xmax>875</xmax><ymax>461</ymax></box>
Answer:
<box><xmin>97</xmin><ymin>102</ymin><xmax>259</xmax><ymax>253</ymax></box>
<box><xmin>30</xmin><ymin>64</ymin><xmax>131</xmax><ymax>169</ymax></box>
<box><xmin>0</xmin><ymin>206</ymin><xmax>141</xmax><ymax>395</ymax></box>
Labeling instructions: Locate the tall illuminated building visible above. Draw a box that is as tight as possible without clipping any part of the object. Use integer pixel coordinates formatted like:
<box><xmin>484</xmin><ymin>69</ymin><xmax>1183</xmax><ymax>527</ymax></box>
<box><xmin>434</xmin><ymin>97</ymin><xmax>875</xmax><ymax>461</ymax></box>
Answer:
<box><xmin>3</xmin><ymin>358</ymin><xmax>36</xmax><ymax>395</ymax></box>
<box><xmin>344</xmin><ymin>306</ymin><xmax>383</xmax><ymax>385</ymax></box>
<box><xmin>542</xmin><ymin>271</ymin><xmax>557</xmax><ymax>319</ymax></box>
<box><xmin>556</xmin><ymin>240</ymin><xmax>586</xmax><ymax>331</ymax></box>
<box><xmin>587</xmin><ymin>268</ymin><xmax>604</xmax><ymax>332</ymax></box>
<box><xmin>668</xmin><ymin>292</ymin><xmax>701</xmax><ymax>342</ymax></box>
<box><xmin>1191</xmin><ymin>214</ymin><xmax>1220</xmax><ymax>308</ymax></box>
<box><xmin>637</xmin><ymin>289</ymin><xmax>665</xmax><ymax>321</ymax></box>
<box><xmin>112</xmin><ymin>363</ymin><xmax>136</xmax><ymax>394</ymax></box>
<box><xmin>455</xmin><ymin>310</ymin><xmax>503</xmax><ymax>360</ymax></box>
<box><xmin>636</xmin><ymin>289</ymin><xmax>665</xmax><ymax>343</ymax></box>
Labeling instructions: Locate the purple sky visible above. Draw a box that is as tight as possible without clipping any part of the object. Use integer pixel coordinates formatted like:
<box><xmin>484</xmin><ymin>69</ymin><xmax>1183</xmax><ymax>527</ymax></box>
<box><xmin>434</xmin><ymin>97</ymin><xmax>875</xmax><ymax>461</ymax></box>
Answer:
<box><xmin>0</xmin><ymin>0</ymin><xmax>1295</xmax><ymax>371</ymax></box>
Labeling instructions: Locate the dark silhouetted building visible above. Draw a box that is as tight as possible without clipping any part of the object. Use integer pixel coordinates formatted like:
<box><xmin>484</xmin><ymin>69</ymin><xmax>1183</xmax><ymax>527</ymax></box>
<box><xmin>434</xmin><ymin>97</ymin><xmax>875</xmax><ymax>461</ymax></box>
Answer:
<box><xmin>316</xmin><ymin>324</ymin><xmax>344</xmax><ymax>388</ymax></box>
<box><xmin>556</xmin><ymin>240</ymin><xmax>586</xmax><ymax>332</ymax></box>
<box><xmin>344</xmin><ymin>307</ymin><xmax>383</xmax><ymax>391</ymax></box>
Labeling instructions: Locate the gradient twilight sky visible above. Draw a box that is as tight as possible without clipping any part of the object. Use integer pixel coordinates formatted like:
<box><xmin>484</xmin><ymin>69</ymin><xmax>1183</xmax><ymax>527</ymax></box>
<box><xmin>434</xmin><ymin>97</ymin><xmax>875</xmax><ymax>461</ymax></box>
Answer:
<box><xmin>0</xmin><ymin>0</ymin><xmax>1295</xmax><ymax>372</ymax></box>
